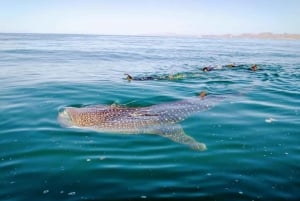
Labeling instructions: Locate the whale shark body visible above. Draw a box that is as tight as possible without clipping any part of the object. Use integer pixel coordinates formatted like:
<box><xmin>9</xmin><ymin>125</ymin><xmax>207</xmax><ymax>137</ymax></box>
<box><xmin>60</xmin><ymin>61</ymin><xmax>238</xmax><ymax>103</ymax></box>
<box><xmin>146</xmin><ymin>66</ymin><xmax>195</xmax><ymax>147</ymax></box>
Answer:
<box><xmin>58</xmin><ymin>95</ymin><xmax>226</xmax><ymax>151</ymax></box>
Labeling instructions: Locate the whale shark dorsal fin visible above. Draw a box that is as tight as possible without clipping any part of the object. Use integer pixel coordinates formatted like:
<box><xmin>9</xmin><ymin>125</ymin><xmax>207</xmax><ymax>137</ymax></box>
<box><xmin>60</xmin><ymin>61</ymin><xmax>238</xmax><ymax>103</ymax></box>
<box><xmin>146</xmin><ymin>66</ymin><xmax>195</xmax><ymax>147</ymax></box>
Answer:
<box><xmin>145</xmin><ymin>124</ymin><xmax>207</xmax><ymax>151</ymax></box>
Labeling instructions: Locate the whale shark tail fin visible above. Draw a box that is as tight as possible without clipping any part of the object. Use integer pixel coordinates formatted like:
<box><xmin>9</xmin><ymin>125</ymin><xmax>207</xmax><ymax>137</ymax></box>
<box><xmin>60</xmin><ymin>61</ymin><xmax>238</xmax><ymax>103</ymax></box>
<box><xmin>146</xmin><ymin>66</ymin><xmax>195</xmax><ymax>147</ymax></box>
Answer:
<box><xmin>146</xmin><ymin>124</ymin><xmax>207</xmax><ymax>151</ymax></box>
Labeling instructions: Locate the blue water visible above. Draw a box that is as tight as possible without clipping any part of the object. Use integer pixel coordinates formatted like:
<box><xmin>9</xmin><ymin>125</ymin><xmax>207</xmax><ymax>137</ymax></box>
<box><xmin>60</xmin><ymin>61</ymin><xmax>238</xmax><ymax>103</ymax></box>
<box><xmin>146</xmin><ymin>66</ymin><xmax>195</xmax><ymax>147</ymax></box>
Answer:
<box><xmin>0</xmin><ymin>33</ymin><xmax>300</xmax><ymax>201</ymax></box>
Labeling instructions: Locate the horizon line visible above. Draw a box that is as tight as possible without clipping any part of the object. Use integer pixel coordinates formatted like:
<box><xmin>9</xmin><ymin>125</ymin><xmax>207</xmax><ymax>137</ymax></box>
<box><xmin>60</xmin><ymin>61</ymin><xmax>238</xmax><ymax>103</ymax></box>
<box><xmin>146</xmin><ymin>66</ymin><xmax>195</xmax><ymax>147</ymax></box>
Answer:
<box><xmin>1</xmin><ymin>31</ymin><xmax>300</xmax><ymax>39</ymax></box>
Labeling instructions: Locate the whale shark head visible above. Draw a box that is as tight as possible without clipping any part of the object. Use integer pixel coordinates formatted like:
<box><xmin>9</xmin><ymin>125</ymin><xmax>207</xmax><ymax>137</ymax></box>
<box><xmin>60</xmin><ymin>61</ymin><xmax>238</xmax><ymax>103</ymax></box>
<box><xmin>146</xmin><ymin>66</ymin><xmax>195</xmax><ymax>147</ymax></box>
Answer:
<box><xmin>58</xmin><ymin>105</ymin><xmax>135</xmax><ymax>129</ymax></box>
<box><xmin>58</xmin><ymin>106</ymin><xmax>103</xmax><ymax>128</ymax></box>
<box><xmin>58</xmin><ymin>107</ymin><xmax>74</xmax><ymax>128</ymax></box>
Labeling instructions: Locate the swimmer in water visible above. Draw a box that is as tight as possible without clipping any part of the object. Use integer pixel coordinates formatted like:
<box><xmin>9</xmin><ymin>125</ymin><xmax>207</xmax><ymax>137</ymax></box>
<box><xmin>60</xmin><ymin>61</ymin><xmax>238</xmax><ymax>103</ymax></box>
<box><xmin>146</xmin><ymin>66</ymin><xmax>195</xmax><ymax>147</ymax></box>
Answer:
<box><xmin>224</xmin><ymin>63</ymin><xmax>248</xmax><ymax>68</ymax></box>
<box><xmin>125</xmin><ymin>73</ymin><xmax>157</xmax><ymax>81</ymax></box>
<box><xmin>125</xmin><ymin>74</ymin><xmax>133</xmax><ymax>81</ymax></box>
<box><xmin>125</xmin><ymin>73</ymin><xmax>186</xmax><ymax>81</ymax></box>
<box><xmin>249</xmin><ymin>64</ymin><xmax>258</xmax><ymax>71</ymax></box>
<box><xmin>168</xmin><ymin>73</ymin><xmax>185</xmax><ymax>80</ymax></box>
<box><xmin>202</xmin><ymin>66</ymin><xmax>214</xmax><ymax>72</ymax></box>
<box><xmin>226</xmin><ymin>63</ymin><xmax>236</xmax><ymax>68</ymax></box>
<box><xmin>202</xmin><ymin>64</ymin><xmax>226</xmax><ymax>71</ymax></box>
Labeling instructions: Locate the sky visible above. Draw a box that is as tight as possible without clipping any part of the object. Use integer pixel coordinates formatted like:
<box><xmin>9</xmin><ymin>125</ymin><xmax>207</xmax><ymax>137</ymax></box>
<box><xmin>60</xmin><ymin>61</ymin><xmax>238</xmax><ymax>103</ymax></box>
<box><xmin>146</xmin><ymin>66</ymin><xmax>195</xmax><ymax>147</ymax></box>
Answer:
<box><xmin>0</xmin><ymin>0</ymin><xmax>299</xmax><ymax>35</ymax></box>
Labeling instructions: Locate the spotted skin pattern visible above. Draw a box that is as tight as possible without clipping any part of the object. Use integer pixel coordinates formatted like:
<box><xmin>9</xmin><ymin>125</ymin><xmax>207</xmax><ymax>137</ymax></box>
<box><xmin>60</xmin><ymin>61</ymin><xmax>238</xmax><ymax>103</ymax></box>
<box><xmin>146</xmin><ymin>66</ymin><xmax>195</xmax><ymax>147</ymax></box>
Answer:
<box><xmin>58</xmin><ymin>96</ymin><xmax>224</xmax><ymax>151</ymax></box>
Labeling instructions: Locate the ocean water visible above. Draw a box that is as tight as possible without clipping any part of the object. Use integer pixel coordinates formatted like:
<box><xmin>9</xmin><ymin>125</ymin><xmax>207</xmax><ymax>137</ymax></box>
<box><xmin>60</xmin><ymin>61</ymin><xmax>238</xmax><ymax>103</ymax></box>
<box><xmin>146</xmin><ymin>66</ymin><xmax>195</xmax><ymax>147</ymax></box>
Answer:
<box><xmin>0</xmin><ymin>33</ymin><xmax>299</xmax><ymax>201</ymax></box>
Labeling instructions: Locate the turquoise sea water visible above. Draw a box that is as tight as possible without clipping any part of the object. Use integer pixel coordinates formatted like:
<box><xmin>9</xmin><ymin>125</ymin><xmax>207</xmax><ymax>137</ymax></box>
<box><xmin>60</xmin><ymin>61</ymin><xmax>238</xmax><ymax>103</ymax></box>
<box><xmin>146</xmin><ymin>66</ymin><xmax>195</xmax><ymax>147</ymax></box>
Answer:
<box><xmin>0</xmin><ymin>33</ymin><xmax>299</xmax><ymax>201</ymax></box>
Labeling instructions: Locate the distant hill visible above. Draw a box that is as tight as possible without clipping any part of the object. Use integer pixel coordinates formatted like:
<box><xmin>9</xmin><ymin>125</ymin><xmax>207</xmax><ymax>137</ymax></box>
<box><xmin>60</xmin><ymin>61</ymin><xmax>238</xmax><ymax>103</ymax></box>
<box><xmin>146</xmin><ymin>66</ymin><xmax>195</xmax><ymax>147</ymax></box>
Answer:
<box><xmin>201</xmin><ymin>32</ymin><xmax>300</xmax><ymax>40</ymax></box>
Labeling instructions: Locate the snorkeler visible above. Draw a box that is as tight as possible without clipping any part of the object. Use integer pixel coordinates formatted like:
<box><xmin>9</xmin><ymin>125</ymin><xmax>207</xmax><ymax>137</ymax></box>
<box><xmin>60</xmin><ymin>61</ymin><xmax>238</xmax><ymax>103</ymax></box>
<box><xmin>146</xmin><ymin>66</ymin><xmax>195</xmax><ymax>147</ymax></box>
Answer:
<box><xmin>202</xmin><ymin>66</ymin><xmax>214</xmax><ymax>72</ymax></box>
<box><xmin>168</xmin><ymin>73</ymin><xmax>186</xmax><ymax>79</ymax></box>
<box><xmin>224</xmin><ymin>63</ymin><xmax>248</xmax><ymax>68</ymax></box>
<box><xmin>249</xmin><ymin>64</ymin><xmax>258</xmax><ymax>71</ymax></box>
<box><xmin>125</xmin><ymin>74</ymin><xmax>133</xmax><ymax>81</ymax></box>
<box><xmin>125</xmin><ymin>73</ymin><xmax>186</xmax><ymax>81</ymax></box>
<box><xmin>225</xmin><ymin>63</ymin><xmax>236</xmax><ymax>68</ymax></box>
<box><xmin>202</xmin><ymin>64</ymin><xmax>226</xmax><ymax>71</ymax></box>
<box><xmin>125</xmin><ymin>73</ymin><xmax>162</xmax><ymax>81</ymax></box>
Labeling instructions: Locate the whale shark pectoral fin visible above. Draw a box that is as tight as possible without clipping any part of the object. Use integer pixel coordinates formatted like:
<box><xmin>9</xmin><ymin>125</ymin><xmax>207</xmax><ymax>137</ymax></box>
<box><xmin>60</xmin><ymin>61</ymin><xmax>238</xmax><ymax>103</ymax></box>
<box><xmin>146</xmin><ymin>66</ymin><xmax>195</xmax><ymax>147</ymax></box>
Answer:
<box><xmin>147</xmin><ymin>124</ymin><xmax>207</xmax><ymax>151</ymax></box>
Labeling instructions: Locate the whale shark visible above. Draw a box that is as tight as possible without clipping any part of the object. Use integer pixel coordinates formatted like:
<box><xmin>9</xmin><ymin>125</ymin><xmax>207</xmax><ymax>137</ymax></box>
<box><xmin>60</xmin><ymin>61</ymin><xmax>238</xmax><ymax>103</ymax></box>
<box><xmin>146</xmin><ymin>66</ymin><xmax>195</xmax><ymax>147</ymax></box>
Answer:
<box><xmin>58</xmin><ymin>95</ymin><xmax>226</xmax><ymax>151</ymax></box>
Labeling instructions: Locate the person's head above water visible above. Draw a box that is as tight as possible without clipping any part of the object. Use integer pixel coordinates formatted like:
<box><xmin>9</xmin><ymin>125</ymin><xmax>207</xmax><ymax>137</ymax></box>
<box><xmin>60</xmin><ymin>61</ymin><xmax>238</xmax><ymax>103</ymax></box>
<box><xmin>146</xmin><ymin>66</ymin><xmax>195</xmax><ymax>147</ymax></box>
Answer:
<box><xmin>199</xmin><ymin>91</ymin><xmax>207</xmax><ymax>99</ymax></box>
<box><xmin>202</xmin><ymin>67</ymin><xmax>213</xmax><ymax>72</ymax></box>
<box><xmin>250</xmin><ymin>64</ymin><xmax>258</xmax><ymax>71</ymax></box>
<box><xmin>125</xmin><ymin>74</ymin><xmax>133</xmax><ymax>81</ymax></box>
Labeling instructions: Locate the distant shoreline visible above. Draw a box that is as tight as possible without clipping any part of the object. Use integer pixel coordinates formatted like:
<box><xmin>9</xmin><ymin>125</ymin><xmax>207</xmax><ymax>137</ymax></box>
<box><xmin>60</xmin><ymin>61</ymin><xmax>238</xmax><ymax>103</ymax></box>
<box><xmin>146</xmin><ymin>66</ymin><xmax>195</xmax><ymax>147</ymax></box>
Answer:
<box><xmin>200</xmin><ymin>32</ymin><xmax>300</xmax><ymax>40</ymax></box>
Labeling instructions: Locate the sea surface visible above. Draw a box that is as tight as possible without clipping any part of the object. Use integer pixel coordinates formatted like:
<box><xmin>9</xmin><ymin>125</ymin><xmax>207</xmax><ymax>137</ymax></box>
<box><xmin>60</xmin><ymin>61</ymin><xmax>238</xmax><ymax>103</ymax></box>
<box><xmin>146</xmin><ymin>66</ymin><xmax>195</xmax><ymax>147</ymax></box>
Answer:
<box><xmin>0</xmin><ymin>33</ymin><xmax>299</xmax><ymax>201</ymax></box>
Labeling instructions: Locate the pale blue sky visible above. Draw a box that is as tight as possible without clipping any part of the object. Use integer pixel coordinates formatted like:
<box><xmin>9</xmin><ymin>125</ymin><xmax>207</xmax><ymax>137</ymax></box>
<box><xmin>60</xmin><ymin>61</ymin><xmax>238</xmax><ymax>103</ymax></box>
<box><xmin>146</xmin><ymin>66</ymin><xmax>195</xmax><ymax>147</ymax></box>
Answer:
<box><xmin>0</xmin><ymin>0</ymin><xmax>299</xmax><ymax>35</ymax></box>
